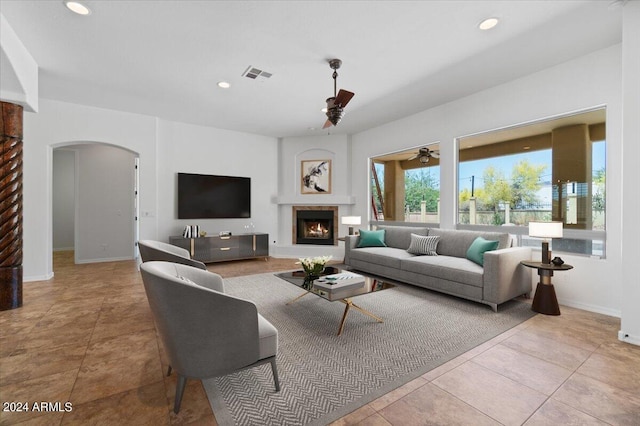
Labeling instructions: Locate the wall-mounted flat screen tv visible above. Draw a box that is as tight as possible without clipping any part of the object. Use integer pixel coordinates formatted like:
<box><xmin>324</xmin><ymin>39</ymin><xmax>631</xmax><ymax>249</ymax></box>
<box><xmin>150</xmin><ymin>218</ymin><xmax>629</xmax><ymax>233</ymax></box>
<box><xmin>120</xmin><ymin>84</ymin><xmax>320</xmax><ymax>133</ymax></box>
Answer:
<box><xmin>177</xmin><ymin>173</ymin><xmax>251</xmax><ymax>219</ymax></box>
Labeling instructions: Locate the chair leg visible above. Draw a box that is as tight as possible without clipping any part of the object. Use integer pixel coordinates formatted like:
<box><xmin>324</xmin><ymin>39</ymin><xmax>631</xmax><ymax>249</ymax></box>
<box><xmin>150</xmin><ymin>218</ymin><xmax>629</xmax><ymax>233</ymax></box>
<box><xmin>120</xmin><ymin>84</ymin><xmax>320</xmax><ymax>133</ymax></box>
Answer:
<box><xmin>167</xmin><ymin>365</ymin><xmax>172</xmax><ymax>376</ymax></box>
<box><xmin>174</xmin><ymin>375</ymin><xmax>187</xmax><ymax>414</ymax></box>
<box><xmin>270</xmin><ymin>358</ymin><xmax>281</xmax><ymax>392</ymax></box>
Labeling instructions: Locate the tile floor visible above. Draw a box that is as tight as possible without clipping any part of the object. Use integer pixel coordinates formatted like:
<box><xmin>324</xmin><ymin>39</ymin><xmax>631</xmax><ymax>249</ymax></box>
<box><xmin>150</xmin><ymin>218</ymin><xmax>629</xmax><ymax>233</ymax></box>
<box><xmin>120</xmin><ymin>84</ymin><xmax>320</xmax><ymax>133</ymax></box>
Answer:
<box><xmin>1</xmin><ymin>252</ymin><xmax>639</xmax><ymax>425</ymax></box>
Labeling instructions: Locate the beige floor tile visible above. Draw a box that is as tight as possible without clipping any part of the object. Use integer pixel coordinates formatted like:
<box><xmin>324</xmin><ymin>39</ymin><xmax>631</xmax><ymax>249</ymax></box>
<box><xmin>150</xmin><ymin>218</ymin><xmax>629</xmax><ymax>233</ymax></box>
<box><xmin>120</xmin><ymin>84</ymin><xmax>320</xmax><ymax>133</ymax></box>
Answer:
<box><xmin>378</xmin><ymin>382</ymin><xmax>500</xmax><ymax>426</ymax></box>
<box><xmin>553</xmin><ymin>373</ymin><xmax>640</xmax><ymax>425</ymax></box>
<box><xmin>421</xmin><ymin>355</ymin><xmax>467</xmax><ymax>382</ymax></box>
<box><xmin>0</xmin><ymin>343</ymin><xmax>86</xmax><ymax>385</ymax></box>
<box><xmin>329</xmin><ymin>404</ymin><xmax>377</xmax><ymax>426</ymax></box>
<box><xmin>594</xmin><ymin>340</ymin><xmax>640</xmax><ymax>364</ymax></box>
<box><xmin>577</xmin><ymin>352</ymin><xmax>640</xmax><ymax>395</ymax></box>
<box><xmin>356</xmin><ymin>413</ymin><xmax>393</xmax><ymax>426</ymax></box>
<box><xmin>524</xmin><ymin>399</ymin><xmax>609</xmax><ymax>425</ymax></box>
<box><xmin>500</xmin><ymin>329</ymin><xmax>593</xmax><ymax>370</ymax></box>
<box><xmin>369</xmin><ymin>377</ymin><xmax>428</xmax><ymax>411</ymax></box>
<box><xmin>70</xmin><ymin>348</ymin><xmax>164</xmax><ymax>405</ymax></box>
<box><xmin>15</xmin><ymin>322</ymin><xmax>95</xmax><ymax>351</ymax></box>
<box><xmin>90</xmin><ymin>305</ymin><xmax>156</xmax><ymax>341</ymax></box>
<box><xmin>61</xmin><ymin>381</ymin><xmax>168</xmax><ymax>425</ymax></box>
<box><xmin>0</xmin><ymin>369</ymin><xmax>77</xmax><ymax>426</ymax></box>
<box><xmin>432</xmin><ymin>362</ymin><xmax>546</xmax><ymax>425</ymax></box>
<box><xmin>472</xmin><ymin>344</ymin><xmax>573</xmax><ymax>395</ymax></box>
<box><xmin>84</xmin><ymin>328</ymin><xmax>159</xmax><ymax>363</ymax></box>
<box><xmin>522</xmin><ymin>320</ymin><xmax>607</xmax><ymax>351</ymax></box>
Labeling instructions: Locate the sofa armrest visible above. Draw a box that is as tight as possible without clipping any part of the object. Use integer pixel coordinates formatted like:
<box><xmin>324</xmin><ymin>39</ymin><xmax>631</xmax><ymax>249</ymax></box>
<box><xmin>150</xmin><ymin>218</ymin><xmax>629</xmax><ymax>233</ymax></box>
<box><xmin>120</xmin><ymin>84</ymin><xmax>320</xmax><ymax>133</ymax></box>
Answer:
<box><xmin>483</xmin><ymin>247</ymin><xmax>532</xmax><ymax>305</ymax></box>
<box><xmin>343</xmin><ymin>235</ymin><xmax>359</xmax><ymax>265</ymax></box>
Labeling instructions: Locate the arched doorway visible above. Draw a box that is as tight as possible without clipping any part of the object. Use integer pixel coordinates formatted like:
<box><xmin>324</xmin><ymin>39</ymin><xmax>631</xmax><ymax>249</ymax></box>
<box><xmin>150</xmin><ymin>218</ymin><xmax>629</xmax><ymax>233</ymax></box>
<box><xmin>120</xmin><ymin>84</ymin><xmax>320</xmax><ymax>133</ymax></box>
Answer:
<box><xmin>52</xmin><ymin>142</ymin><xmax>139</xmax><ymax>264</ymax></box>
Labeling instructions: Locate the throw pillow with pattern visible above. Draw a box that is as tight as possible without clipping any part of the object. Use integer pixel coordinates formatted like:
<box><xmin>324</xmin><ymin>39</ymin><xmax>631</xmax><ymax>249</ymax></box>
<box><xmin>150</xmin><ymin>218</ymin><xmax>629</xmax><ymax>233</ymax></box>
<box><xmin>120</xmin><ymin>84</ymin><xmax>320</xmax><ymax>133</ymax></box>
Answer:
<box><xmin>407</xmin><ymin>234</ymin><xmax>440</xmax><ymax>256</ymax></box>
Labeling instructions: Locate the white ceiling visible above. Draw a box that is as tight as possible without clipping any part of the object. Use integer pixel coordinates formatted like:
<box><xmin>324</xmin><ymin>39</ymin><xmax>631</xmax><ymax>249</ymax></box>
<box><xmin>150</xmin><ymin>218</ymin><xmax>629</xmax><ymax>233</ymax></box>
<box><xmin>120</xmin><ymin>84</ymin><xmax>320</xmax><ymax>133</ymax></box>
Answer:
<box><xmin>0</xmin><ymin>1</ymin><xmax>622</xmax><ymax>138</ymax></box>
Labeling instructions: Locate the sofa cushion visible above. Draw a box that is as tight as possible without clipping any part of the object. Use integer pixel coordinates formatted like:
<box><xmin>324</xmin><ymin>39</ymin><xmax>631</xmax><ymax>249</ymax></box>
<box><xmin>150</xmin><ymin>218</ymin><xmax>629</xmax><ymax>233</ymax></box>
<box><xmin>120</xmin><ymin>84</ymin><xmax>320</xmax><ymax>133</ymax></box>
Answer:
<box><xmin>350</xmin><ymin>247</ymin><xmax>416</xmax><ymax>269</ymax></box>
<box><xmin>401</xmin><ymin>255</ymin><xmax>484</xmax><ymax>287</ymax></box>
<box><xmin>466</xmin><ymin>237</ymin><xmax>499</xmax><ymax>266</ymax></box>
<box><xmin>376</xmin><ymin>225</ymin><xmax>429</xmax><ymax>250</ymax></box>
<box><xmin>357</xmin><ymin>229</ymin><xmax>387</xmax><ymax>248</ymax></box>
<box><xmin>407</xmin><ymin>234</ymin><xmax>440</xmax><ymax>256</ymax></box>
<box><xmin>429</xmin><ymin>229</ymin><xmax>510</xmax><ymax>258</ymax></box>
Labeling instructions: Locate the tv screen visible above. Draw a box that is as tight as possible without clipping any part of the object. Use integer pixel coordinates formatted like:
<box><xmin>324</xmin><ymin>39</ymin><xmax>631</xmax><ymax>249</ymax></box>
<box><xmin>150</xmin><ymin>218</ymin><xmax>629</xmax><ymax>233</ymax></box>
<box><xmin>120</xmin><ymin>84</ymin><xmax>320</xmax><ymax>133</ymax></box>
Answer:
<box><xmin>177</xmin><ymin>173</ymin><xmax>251</xmax><ymax>219</ymax></box>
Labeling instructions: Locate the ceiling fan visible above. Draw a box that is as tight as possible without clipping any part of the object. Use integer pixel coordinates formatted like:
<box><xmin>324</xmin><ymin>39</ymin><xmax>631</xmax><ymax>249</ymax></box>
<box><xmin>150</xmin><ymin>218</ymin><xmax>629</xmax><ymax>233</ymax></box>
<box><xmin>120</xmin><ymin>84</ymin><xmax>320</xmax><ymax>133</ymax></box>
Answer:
<box><xmin>408</xmin><ymin>147</ymin><xmax>440</xmax><ymax>164</ymax></box>
<box><xmin>322</xmin><ymin>59</ymin><xmax>355</xmax><ymax>129</ymax></box>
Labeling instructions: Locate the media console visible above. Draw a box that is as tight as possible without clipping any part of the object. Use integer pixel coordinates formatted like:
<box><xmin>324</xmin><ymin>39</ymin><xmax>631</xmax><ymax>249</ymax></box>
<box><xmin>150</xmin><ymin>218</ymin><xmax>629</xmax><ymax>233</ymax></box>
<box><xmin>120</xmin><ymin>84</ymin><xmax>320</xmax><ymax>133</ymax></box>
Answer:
<box><xmin>169</xmin><ymin>233</ymin><xmax>269</xmax><ymax>263</ymax></box>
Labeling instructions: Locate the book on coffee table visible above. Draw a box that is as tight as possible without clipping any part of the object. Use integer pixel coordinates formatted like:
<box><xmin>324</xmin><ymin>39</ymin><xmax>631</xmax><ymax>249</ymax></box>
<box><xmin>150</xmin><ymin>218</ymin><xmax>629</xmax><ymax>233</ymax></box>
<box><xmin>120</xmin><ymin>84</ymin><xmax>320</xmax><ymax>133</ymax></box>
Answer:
<box><xmin>314</xmin><ymin>272</ymin><xmax>365</xmax><ymax>291</ymax></box>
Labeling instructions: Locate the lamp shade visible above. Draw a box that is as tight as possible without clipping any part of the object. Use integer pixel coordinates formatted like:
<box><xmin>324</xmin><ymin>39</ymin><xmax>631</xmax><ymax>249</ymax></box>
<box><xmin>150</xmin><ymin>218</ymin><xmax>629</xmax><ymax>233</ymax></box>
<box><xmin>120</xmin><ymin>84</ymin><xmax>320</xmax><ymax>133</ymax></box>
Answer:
<box><xmin>528</xmin><ymin>221</ymin><xmax>563</xmax><ymax>238</ymax></box>
<box><xmin>341</xmin><ymin>216</ymin><xmax>361</xmax><ymax>226</ymax></box>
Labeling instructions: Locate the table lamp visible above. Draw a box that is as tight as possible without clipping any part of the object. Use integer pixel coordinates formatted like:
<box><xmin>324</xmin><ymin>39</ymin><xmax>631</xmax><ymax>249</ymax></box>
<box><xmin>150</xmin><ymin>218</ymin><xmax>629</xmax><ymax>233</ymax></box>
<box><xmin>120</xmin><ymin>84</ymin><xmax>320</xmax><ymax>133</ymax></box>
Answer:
<box><xmin>528</xmin><ymin>221</ymin><xmax>563</xmax><ymax>264</ymax></box>
<box><xmin>341</xmin><ymin>216</ymin><xmax>361</xmax><ymax>235</ymax></box>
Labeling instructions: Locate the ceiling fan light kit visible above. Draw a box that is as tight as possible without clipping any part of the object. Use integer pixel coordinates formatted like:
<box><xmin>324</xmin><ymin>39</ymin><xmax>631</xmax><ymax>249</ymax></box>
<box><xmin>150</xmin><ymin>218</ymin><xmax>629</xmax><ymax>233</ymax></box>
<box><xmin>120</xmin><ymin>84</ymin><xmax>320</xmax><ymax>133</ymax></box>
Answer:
<box><xmin>322</xmin><ymin>59</ymin><xmax>355</xmax><ymax>129</ymax></box>
<box><xmin>408</xmin><ymin>147</ymin><xmax>440</xmax><ymax>165</ymax></box>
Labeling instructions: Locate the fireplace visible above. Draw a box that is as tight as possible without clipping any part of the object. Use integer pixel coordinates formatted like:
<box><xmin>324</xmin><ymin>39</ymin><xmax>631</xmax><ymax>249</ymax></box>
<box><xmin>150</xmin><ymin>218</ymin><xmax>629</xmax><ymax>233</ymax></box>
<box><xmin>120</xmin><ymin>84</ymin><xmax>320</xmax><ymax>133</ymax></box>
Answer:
<box><xmin>293</xmin><ymin>206</ymin><xmax>338</xmax><ymax>245</ymax></box>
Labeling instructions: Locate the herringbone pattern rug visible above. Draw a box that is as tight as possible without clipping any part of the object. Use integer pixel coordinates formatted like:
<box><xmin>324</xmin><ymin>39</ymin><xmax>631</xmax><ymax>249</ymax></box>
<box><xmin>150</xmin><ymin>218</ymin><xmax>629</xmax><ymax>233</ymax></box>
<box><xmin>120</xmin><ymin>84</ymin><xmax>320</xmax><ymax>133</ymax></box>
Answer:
<box><xmin>203</xmin><ymin>272</ymin><xmax>535</xmax><ymax>425</ymax></box>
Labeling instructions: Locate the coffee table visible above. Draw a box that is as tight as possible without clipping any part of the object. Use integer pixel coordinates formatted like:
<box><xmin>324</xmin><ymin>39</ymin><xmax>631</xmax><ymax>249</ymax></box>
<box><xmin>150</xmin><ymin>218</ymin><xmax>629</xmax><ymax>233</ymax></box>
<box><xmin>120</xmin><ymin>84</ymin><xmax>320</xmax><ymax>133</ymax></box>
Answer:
<box><xmin>275</xmin><ymin>267</ymin><xmax>395</xmax><ymax>335</ymax></box>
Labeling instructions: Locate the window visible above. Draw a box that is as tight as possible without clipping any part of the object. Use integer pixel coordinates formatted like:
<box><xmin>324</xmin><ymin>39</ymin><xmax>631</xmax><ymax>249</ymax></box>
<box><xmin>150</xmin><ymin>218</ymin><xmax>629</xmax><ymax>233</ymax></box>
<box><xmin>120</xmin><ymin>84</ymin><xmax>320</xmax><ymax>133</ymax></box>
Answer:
<box><xmin>457</xmin><ymin>108</ymin><xmax>606</xmax><ymax>257</ymax></box>
<box><xmin>370</xmin><ymin>144</ymin><xmax>440</xmax><ymax>224</ymax></box>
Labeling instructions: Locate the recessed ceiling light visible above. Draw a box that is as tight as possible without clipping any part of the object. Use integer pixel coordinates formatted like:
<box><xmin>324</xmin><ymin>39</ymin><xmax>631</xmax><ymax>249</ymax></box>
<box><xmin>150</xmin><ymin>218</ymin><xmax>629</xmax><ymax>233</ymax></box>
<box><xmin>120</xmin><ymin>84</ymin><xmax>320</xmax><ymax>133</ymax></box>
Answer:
<box><xmin>217</xmin><ymin>81</ymin><xmax>231</xmax><ymax>89</ymax></box>
<box><xmin>64</xmin><ymin>1</ymin><xmax>91</xmax><ymax>15</ymax></box>
<box><xmin>478</xmin><ymin>17</ymin><xmax>499</xmax><ymax>30</ymax></box>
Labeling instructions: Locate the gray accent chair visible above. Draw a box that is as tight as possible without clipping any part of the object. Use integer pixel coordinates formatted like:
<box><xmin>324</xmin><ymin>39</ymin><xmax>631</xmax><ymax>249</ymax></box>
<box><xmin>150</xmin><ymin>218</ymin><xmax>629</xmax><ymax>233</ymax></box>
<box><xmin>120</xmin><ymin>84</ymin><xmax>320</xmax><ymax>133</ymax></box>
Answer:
<box><xmin>138</xmin><ymin>239</ymin><xmax>207</xmax><ymax>270</ymax></box>
<box><xmin>140</xmin><ymin>261</ymin><xmax>280</xmax><ymax>413</ymax></box>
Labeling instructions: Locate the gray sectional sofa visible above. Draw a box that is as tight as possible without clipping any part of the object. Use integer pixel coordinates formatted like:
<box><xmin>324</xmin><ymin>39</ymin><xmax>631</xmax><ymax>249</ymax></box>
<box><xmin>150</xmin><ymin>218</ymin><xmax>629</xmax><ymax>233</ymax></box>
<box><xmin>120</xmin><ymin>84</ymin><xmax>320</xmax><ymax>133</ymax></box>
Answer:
<box><xmin>344</xmin><ymin>225</ymin><xmax>532</xmax><ymax>311</ymax></box>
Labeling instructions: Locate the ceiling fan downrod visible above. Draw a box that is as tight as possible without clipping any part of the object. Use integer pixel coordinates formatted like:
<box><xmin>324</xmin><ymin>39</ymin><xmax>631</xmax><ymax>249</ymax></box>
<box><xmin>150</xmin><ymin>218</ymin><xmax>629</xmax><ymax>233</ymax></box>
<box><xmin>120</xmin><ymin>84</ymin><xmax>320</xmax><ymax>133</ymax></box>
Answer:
<box><xmin>327</xmin><ymin>59</ymin><xmax>343</xmax><ymax>126</ymax></box>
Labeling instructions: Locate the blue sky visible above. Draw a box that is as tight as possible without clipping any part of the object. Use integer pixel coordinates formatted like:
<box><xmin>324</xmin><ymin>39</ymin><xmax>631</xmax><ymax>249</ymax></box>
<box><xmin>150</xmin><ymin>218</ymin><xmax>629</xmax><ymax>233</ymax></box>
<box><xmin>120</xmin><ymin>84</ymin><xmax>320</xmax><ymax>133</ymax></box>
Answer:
<box><xmin>404</xmin><ymin>142</ymin><xmax>606</xmax><ymax>193</ymax></box>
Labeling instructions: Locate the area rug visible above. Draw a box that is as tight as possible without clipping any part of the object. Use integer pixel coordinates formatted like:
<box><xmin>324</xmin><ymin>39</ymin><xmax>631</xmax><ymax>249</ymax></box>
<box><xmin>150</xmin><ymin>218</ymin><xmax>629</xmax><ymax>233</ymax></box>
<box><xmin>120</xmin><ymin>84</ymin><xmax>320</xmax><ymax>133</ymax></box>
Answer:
<box><xmin>203</xmin><ymin>272</ymin><xmax>535</xmax><ymax>425</ymax></box>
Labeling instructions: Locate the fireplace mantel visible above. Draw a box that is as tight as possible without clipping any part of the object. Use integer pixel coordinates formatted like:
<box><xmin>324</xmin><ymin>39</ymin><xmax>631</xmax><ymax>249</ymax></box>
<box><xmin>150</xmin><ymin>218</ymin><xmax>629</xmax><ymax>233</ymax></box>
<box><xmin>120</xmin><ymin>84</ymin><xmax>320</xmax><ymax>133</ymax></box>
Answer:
<box><xmin>272</xmin><ymin>195</ymin><xmax>355</xmax><ymax>206</ymax></box>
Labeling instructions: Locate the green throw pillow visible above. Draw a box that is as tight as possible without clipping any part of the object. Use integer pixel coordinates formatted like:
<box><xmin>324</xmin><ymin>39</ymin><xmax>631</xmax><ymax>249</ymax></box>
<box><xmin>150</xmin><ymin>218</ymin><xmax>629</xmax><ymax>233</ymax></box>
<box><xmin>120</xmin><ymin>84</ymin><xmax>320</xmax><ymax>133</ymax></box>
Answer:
<box><xmin>357</xmin><ymin>229</ymin><xmax>387</xmax><ymax>248</ymax></box>
<box><xmin>466</xmin><ymin>237</ymin><xmax>499</xmax><ymax>266</ymax></box>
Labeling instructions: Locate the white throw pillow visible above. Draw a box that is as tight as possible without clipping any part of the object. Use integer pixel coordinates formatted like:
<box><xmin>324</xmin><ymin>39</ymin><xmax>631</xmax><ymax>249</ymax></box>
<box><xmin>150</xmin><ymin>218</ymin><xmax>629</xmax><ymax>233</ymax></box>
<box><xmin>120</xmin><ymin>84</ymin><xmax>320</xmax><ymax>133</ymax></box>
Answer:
<box><xmin>407</xmin><ymin>234</ymin><xmax>440</xmax><ymax>256</ymax></box>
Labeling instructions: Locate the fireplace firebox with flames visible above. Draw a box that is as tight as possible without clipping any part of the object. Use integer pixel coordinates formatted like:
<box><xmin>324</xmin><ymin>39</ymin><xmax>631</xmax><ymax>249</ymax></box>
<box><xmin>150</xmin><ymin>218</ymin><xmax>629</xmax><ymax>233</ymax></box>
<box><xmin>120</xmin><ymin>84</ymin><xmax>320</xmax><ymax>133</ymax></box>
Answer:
<box><xmin>294</xmin><ymin>208</ymin><xmax>336</xmax><ymax>245</ymax></box>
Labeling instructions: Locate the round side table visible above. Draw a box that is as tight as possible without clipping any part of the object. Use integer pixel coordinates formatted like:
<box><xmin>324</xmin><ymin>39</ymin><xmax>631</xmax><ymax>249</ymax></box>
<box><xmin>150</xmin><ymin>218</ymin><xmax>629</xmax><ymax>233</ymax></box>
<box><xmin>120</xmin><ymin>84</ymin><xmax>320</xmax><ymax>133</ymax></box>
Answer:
<box><xmin>521</xmin><ymin>260</ymin><xmax>573</xmax><ymax>315</ymax></box>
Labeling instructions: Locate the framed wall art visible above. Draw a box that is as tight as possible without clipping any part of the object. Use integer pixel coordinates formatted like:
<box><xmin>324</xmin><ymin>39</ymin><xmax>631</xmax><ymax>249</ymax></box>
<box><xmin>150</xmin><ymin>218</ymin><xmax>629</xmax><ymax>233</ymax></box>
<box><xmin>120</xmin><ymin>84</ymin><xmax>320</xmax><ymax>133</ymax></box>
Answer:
<box><xmin>301</xmin><ymin>159</ymin><xmax>331</xmax><ymax>194</ymax></box>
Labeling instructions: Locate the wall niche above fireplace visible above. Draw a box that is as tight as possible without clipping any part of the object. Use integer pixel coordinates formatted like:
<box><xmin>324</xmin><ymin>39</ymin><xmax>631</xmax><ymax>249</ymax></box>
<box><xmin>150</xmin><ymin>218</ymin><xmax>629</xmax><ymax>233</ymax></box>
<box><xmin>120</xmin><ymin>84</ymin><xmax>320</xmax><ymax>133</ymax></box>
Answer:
<box><xmin>292</xmin><ymin>206</ymin><xmax>338</xmax><ymax>246</ymax></box>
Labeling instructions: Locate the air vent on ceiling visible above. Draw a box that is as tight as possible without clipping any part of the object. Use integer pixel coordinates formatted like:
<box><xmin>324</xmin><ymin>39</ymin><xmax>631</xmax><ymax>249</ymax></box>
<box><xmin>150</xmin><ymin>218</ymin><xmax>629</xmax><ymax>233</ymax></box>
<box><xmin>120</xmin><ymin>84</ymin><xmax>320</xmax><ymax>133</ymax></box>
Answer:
<box><xmin>242</xmin><ymin>66</ymin><xmax>272</xmax><ymax>80</ymax></box>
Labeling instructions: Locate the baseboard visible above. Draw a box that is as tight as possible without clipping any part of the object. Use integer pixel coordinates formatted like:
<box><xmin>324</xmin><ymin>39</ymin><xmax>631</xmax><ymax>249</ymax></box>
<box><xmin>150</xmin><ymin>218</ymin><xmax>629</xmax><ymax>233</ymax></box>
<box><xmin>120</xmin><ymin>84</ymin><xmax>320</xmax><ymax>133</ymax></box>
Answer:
<box><xmin>24</xmin><ymin>272</ymin><xmax>55</xmax><ymax>282</ymax></box>
<box><xmin>618</xmin><ymin>331</ymin><xmax>640</xmax><ymax>346</ymax></box>
<box><xmin>557</xmin><ymin>298</ymin><xmax>621</xmax><ymax>318</ymax></box>
<box><xmin>75</xmin><ymin>256</ymin><xmax>133</xmax><ymax>264</ymax></box>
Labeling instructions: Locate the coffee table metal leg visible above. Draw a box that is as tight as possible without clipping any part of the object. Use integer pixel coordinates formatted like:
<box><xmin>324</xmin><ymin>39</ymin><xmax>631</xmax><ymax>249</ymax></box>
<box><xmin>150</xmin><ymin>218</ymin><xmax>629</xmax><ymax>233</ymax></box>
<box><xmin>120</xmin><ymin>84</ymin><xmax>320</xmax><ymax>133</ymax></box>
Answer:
<box><xmin>286</xmin><ymin>291</ymin><xmax>309</xmax><ymax>305</ymax></box>
<box><xmin>337</xmin><ymin>299</ymin><xmax>384</xmax><ymax>336</ymax></box>
<box><xmin>338</xmin><ymin>302</ymin><xmax>351</xmax><ymax>336</ymax></box>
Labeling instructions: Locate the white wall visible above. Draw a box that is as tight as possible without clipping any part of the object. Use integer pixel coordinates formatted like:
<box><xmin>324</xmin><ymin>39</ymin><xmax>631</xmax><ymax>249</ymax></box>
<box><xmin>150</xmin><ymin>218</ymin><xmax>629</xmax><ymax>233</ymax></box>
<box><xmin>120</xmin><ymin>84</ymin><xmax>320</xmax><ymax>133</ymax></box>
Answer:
<box><xmin>22</xmin><ymin>99</ymin><xmax>281</xmax><ymax>280</ymax></box>
<box><xmin>351</xmin><ymin>45</ymin><xmax>624</xmax><ymax>317</ymax></box>
<box><xmin>23</xmin><ymin>99</ymin><xmax>158</xmax><ymax>280</ymax></box>
<box><xmin>74</xmin><ymin>144</ymin><xmax>136</xmax><ymax>263</ymax></box>
<box><xmin>619</xmin><ymin>1</ymin><xmax>640</xmax><ymax>345</ymax></box>
<box><xmin>156</xmin><ymin>120</ymin><xmax>278</xmax><ymax>241</ymax></box>
<box><xmin>52</xmin><ymin>149</ymin><xmax>75</xmax><ymax>250</ymax></box>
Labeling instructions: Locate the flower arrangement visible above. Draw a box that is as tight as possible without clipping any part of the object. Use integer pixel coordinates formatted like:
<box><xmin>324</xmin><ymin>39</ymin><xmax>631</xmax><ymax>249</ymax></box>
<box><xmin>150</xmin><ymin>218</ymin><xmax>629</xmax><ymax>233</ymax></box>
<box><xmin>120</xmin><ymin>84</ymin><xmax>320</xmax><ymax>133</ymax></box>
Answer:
<box><xmin>296</xmin><ymin>255</ymin><xmax>332</xmax><ymax>278</ymax></box>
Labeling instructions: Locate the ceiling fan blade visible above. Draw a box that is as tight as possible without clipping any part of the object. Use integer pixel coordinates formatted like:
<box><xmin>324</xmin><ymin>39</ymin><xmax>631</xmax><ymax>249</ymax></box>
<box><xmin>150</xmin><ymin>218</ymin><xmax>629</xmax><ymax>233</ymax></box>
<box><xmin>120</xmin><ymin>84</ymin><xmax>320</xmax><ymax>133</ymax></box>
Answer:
<box><xmin>335</xmin><ymin>89</ymin><xmax>355</xmax><ymax>107</ymax></box>
<box><xmin>407</xmin><ymin>154</ymin><xmax>419</xmax><ymax>161</ymax></box>
<box><xmin>431</xmin><ymin>151</ymin><xmax>440</xmax><ymax>158</ymax></box>
<box><xmin>322</xmin><ymin>119</ymin><xmax>333</xmax><ymax>129</ymax></box>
